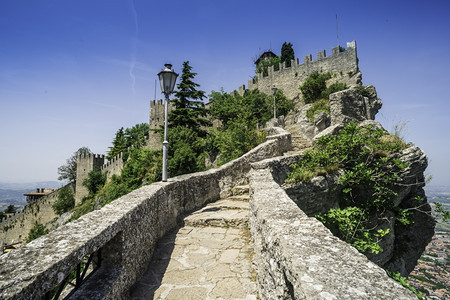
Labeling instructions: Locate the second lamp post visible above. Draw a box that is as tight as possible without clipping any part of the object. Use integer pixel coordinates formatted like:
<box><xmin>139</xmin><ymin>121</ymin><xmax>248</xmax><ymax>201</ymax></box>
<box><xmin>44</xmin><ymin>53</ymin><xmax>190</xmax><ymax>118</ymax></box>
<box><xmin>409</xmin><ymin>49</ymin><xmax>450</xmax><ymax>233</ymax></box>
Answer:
<box><xmin>158</xmin><ymin>63</ymin><xmax>178</xmax><ymax>182</ymax></box>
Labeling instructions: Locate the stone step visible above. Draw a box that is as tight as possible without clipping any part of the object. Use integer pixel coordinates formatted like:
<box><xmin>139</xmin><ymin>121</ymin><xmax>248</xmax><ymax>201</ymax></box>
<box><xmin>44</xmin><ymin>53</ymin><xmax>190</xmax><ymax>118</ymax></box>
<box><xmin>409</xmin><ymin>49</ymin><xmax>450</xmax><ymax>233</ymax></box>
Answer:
<box><xmin>183</xmin><ymin>208</ymin><xmax>248</xmax><ymax>228</ymax></box>
<box><xmin>227</xmin><ymin>194</ymin><xmax>250</xmax><ymax>202</ymax></box>
<box><xmin>206</xmin><ymin>199</ymin><xmax>249</xmax><ymax>210</ymax></box>
<box><xmin>231</xmin><ymin>185</ymin><xmax>249</xmax><ymax>196</ymax></box>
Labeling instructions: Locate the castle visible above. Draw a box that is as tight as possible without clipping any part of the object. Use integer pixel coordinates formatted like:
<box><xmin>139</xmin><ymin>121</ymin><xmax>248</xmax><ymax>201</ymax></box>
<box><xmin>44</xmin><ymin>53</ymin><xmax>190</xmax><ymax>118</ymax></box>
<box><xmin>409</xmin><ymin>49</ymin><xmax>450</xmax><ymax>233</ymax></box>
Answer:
<box><xmin>0</xmin><ymin>40</ymin><xmax>434</xmax><ymax>299</ymax></box>
<box><xmin>1</xmin><ymin>41</ymin><xmax>361</xmax><ymax>248</ymax></box>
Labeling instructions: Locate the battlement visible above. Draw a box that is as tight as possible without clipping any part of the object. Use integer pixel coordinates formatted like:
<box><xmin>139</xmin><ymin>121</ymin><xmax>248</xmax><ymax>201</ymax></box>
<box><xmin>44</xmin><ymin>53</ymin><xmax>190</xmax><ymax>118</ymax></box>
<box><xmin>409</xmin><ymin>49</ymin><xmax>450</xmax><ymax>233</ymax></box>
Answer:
<box><xmin>242</xmin><ymin>41</ymin><xmax>360</xmax><ymax>99</ymax></box>
<box><xmin>77</xmin><ymin>153</ymin><xmax>105</xmax><ymax>160</ymax></box>
<box><xmin>101</xmin><ymin>152</ymin><xmax>125</xmax><ymax>179</ymax></box>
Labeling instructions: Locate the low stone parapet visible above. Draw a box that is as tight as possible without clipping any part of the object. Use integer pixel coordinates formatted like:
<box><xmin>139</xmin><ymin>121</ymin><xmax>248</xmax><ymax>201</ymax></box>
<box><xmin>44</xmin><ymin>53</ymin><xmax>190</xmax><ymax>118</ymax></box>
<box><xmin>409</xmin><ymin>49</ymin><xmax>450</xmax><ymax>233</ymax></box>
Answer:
<box><xmin>249</xmin><ymin>156</ymin><xmax>417</xmax><ymax>299</ymax></box>
<box><xmin>0</xmin><ymin>127</ymin><xmax>290</xmax><ymax>300</ymax></box>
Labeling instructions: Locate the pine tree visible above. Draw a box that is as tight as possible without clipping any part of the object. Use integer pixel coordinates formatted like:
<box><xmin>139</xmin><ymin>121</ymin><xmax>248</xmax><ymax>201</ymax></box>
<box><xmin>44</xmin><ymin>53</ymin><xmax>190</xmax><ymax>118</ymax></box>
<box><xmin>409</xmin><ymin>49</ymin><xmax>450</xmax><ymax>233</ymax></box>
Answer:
<box><xmin>281</xmin><ymin>42</ymin><xmax>295</xmax><ymax>68</ymax></box>
<box><xmin>169</xmin><ymin>61</ymin><xmax>211</xmax><ymax>136</ymax></box>
<box><xmin>107</xmin><ymin>127</ymin><xmax>127</xmax><ymax>160</ymax></box>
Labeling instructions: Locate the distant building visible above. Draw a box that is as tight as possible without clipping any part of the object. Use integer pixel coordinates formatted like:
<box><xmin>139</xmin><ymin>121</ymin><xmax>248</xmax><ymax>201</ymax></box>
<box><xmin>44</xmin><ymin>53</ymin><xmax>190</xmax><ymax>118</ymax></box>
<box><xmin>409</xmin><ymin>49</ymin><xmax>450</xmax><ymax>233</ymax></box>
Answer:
<box><xmin>24</xmin><ymin>188</ymin><xmax>54</xmax><ymax>202</ymax></box>
<box><xmin>254</xmin><ymin>51</ymin><xmax>277</xmax><ymax>65</ymax></box>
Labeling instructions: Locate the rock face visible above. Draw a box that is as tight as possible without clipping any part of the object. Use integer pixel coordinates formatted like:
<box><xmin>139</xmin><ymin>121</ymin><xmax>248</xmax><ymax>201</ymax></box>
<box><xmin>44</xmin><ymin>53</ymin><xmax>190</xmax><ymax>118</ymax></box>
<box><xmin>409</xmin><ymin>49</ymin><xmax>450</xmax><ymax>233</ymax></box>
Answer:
<box><xmin>329</xmin><ymin>86</ymin><xmax>382</xmax><ymax>126</ymax></box>
<box><xmin>280</xmin><ymin>85</ymin><xmax>434</xmax><ymax>277</ymax></box>
<box><xmin>281</xmin><ymin>143</ymin><xmax>435</xmax><ymax>276</ymax></box>
<box><xmin>287</xmin><ymin>85</ymin><xmax>382</xmax><ymax>142</ymax></box>
<box><xmin>249</xmin><ymin>157</ymin><xmax>417</xmax><ymax>299</ymax></box>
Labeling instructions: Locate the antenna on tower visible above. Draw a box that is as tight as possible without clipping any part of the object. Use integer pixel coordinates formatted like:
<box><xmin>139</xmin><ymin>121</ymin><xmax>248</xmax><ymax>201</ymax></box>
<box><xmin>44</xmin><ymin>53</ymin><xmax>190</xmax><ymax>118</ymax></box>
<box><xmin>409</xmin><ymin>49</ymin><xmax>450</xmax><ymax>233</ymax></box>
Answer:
<box><xmin>154</xmin><ymin>79</ymin><xmax>157</xmax><ymax>100</ymax></box>
<box><xmin>336</xmin><ymin>14</ymin><xmax>340</xmax><ymax>48</ymax></box>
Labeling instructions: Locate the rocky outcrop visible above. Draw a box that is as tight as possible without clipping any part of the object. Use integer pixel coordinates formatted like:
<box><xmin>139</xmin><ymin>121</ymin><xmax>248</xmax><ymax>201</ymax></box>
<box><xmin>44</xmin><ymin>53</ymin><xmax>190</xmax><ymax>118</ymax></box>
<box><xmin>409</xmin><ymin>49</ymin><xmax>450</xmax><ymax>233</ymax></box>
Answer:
<box><xmin>286</xmin><ymin>85</ymin><xmax>383</xmax><ymax>142</ymax></box>
<box><xmin>249</xmin><ymin>156</ymin><xmax>417</xmax><ymax>299</ymax></box>
<box><xmin>278</xmin><ymin>82</ymin><xmax>434</xmax><ymax>277</ymax></box>
<box><xmin>281</xmin><ymin>141</ymin><xmax>435</xmax><ymax>276</ymax></box>
<box><xmin>329</xmin><ymin>86</ymin><xmax>382</xmax><ymax>126</ymax></box>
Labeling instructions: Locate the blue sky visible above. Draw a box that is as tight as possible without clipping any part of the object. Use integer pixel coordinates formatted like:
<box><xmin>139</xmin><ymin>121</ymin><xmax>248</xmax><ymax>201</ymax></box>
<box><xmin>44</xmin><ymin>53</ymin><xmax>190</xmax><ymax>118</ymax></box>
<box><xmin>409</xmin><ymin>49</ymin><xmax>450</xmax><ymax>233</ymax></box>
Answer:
<box><xmin>0</xmin><ymin>0</ymin><xmax>449</xmax><ymax>186</ymax></box>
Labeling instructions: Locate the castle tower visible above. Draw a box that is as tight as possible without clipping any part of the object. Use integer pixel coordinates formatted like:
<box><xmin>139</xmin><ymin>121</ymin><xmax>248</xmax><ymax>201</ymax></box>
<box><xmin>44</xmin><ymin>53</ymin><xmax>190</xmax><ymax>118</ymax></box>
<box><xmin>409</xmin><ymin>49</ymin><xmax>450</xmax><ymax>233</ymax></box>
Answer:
<box><xmin>148</xmin><ymin>99</ymin><xmax>173</xmax><ymax>149</ymax></box>
<box><xmin>75</xmin><ymin>153</ymin><xmax>105</xmax><ymax>204</ymax></box>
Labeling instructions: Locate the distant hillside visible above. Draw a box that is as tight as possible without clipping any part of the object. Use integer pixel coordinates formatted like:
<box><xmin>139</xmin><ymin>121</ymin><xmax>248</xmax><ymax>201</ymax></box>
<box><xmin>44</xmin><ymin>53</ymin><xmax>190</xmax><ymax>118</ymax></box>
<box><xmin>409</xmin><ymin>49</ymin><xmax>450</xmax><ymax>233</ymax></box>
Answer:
<box><xmin>0</xmin><ymin>181</ymin><xmax>61</xmax><ymax>212</ymax></box>
<box><xmin>425</xmin><ymin>185</ymin><xmax>450</xmax><ymax>233</ymax></box>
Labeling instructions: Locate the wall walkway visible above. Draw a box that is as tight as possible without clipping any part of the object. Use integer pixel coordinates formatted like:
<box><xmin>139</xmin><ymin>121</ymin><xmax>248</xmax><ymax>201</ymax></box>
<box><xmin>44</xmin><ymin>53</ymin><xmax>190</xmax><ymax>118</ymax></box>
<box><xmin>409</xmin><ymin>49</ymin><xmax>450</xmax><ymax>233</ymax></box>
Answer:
<box><xmin>0</xmin><ymin>127</ymin><xmax>290</xmax><ymax>300</ymax></box>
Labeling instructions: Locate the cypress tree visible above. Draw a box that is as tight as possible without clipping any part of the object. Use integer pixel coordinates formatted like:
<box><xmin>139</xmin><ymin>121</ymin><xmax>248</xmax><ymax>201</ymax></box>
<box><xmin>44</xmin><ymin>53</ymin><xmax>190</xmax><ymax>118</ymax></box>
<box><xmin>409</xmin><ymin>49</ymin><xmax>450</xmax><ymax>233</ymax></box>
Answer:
<box><xmin>281</xmin><ymin>42</ymin><xmax>295</xmax><ymax>68</ymax></box>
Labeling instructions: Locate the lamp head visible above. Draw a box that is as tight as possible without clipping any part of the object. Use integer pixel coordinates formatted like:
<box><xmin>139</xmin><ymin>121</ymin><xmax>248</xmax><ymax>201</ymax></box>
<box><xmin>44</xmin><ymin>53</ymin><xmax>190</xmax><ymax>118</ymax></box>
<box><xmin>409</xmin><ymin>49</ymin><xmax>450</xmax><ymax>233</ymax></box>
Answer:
<box><xmin>158</xmin><ymin>64</ymin><xmax>179</xmax><ymax>96</ymax></box>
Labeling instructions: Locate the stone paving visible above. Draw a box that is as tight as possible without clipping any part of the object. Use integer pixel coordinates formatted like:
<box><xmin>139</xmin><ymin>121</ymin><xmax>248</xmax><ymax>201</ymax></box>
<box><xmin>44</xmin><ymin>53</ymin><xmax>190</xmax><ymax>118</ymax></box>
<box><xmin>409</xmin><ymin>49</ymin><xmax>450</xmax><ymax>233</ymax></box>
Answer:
<box><xmin>129</xmin><ymin>186</ymin><xmax>258</xmax><ymax>300</ymax></box>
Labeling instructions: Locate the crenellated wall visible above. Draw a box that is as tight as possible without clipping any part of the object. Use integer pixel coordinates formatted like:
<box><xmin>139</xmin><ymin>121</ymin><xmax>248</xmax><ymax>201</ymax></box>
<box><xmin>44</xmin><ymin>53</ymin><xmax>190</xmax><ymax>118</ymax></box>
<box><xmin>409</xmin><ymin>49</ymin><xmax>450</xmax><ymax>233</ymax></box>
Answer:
<box><xmin>239</xmin><ymin>41</ymin><xmax>361</xmax><ymax>99</ymax></box>
<box><xmin>0</xmin><ymin>127</ymin><xmax>291</xmax><ymax>300</ymax></box>
<box><xmin>76</xmin><ymin>153</ymin><xmax>105</xmax><ymax>203</ymax></box>
<box><xmin>148</xmin><ymin>99</ymin><xmax>173</xmax><ymax>150</ymax></box>
<box><xmin>101</xmin><ymin>152</ymin><xmax>125</xmax><ymax>180</ymax></box>
<box><xmin>0</xmin><ymin>183</ymin><xmax>75</xmax><ymax>248</ymax></box>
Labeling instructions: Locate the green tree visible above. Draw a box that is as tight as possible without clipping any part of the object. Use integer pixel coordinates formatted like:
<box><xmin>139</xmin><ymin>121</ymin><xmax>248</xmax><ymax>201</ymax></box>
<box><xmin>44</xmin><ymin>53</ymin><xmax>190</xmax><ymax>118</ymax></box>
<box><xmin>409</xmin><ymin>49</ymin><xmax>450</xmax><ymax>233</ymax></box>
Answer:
<box><xmin>0</xmin><ymin>211</ymin><xmax>6</xmax><ymax>221</ymax></box>
<box><xmin>208</xmin><ymin>88</ymin><xmax>294</xmax><ymax>165</ymax></box>
<box><xmin>52</xmin><ymin>187</ymin><xmax>75</xmax><ymax>215</ymax></box>
<box><xmin>256</xmin><ymin>56</ymin><xmax>281</xmax><ymax>76</ymax></box>
<box><xmin>82</xmin><ymin>167</ymin><xmax>107</xmax><ymax>197</ymax></box>
<box><xmin>168</xmin><ymin>126</ymin><xmax>207</xmax><ymax>176</ymax></box>
<box><xmin>107</xmin><ymin>123</ymin><xmax>149</xmax><ymax>161</ymax></box>
<box><xmin>299</xmin><ymin>72</ymin><xmax>332</xmax><ymax>104</ymax></box>
<box><xmin>26</xmin><ymin>222</ymin><xmax>49</xmax><ymax>243</ymax></box>
<box><xmin>5</xmin><ymin>204</ymin><xmax>17</xmax><ymax>214</ymax></box>
<box><xmin>170</xmin><ymin>61</ymin><xmax>211</xmax><ymax>137</ymax></box>
<box><xmin>58</xmin><ymin>147</ymin><xmax>92</xmax><ymax>182</ymax></box>
<box><xmin>107</xmin><ymin>127</ymin><xmax>127</xmax><ymax>160</ymax></box>
<box><xmin>281</xmin><ymin>42</ymin><xmax>295</xmax><ymax>68</ymax></box>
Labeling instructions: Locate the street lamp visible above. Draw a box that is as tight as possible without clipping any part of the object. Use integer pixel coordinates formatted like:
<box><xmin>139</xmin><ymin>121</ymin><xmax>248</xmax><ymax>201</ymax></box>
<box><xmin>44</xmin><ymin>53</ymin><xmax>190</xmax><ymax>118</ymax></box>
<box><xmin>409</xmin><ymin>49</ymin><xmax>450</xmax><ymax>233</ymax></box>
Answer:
<box><xmin>272</xmin><ymin>85</ymin><xmax>277</xmax><ymax>119</ymax></box>
<box><xmin>158</xmin><ymin>63</ymin><xmax>178</xmax><ymax>182</ymax></box>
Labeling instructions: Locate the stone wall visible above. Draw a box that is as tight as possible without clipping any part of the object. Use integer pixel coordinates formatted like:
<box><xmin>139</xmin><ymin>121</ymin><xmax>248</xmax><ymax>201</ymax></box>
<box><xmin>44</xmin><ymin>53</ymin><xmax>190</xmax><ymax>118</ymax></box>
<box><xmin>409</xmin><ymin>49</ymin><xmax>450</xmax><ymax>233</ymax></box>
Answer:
<box><xmin>101</xmin><ymin>152</ymin><xmax>125</xmax><ymax>181</ymax></box>
<box><xmin>76</xmin><ymin>154</ymin><xmax>105</xmax><ymax>204</ymax></box>
<box><xmin>239</xmin><ymin>41</ymin><xmax>361</xmax><ymax>100</ymax></box>
<box><xmin>0</xmin><ymin>127</ymin><xmax>291</xmax><ymax>300</ymax></box>
<box><xmin>0</xmin><ymin>183</ymin><xmax>75</xmax><ymax>247</ymax></box>
<box><xmin>148</xmin><ymin>99</ymin><xmax>173</xmax><ymax>150</ymax></box>
<box><xmin>249</xmin><ymin>156</ymin><xmax>417</xmax><ymax>299</ymax></box>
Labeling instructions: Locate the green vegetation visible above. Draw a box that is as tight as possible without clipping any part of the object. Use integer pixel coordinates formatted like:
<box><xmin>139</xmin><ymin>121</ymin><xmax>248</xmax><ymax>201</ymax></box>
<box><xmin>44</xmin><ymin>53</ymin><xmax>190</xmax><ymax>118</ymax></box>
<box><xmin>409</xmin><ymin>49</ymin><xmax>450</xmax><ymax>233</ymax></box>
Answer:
<box><xmin>281</xmin><ymin>42</ymin><xmax>294</xmax><ymax>68</ymax></box>
<box><xmin>0</xmin><ymin>211</ymin><xmax>5</xmax><ymax>221</ymax></box>
<box><xmin>299</xmin><ymin>72</ymin><xmax>332</xmax><ymax>104</ymax></box>
<box><xmin>306</xmin><ymin>98</ymin><xmax>330</xmax><ymax>123</ymax></box>
<box><xmin>67</xmin><ymin>61</ymin><xmax>294</xmax><ymax>221</ymax></box>
<box><xmin>26</xmin><ymin>222</ymin><xmax>49</xmax><ymax>243</ymax></box>
<box><xmin>170</xmin><ymin>61</ymin><xmax>212</xmax><ymax>136</ymax></box>
<box><xmin>286</xmin><ymin>122</ymin><xmax>410</xmax><ymax>253</ymax></box>
<box><xmin>58</xmin><ymin>147</ymin><xmax>92</xmax><ymax>183</ymax></box>
<box><xmin>209</xmin><ymin>88</ymin><xmax>292</xmax><ymax>165</ymax></box>
<box><xmin>256</xmin><ymin>56</ymin><xmax>281</xmax><ymax>76</ymax></box>
<box><xmin>52</xmin><ymin>187</ymin><xmax>75</xmax><ymax>215</ymax></box>
<box><xmin>107</xmin><ymin>123</ymin><xmax>149</xmax><ymax>161</ymax></box>
<box><xmin>299</xmin><ymin>72</ymin><xmax>348</xmax><ymax>124</ymax></box>
<box><xmin>5</xmin><ymin>204</ymin><xmax>17</xmax><ymax>214</ymax></box>
<box><xmin>387</xmin><ymin>271</ymin><xmax>424</xmax><ymax>299</ymax></box>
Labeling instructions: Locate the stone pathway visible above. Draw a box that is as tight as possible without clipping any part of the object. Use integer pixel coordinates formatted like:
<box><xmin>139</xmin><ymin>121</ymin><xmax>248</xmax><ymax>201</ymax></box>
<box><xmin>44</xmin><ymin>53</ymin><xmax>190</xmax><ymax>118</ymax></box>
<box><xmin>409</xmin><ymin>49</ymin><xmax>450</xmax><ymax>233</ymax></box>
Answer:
<box><xmin>130</xmin><ymin>185</ymin><xmax>258</xmax><ymax>300</ymax></box>
<box><xmin>284</xmin><ymin>124</ymin><xmax>311</xmax><ymax>156</ymax></box>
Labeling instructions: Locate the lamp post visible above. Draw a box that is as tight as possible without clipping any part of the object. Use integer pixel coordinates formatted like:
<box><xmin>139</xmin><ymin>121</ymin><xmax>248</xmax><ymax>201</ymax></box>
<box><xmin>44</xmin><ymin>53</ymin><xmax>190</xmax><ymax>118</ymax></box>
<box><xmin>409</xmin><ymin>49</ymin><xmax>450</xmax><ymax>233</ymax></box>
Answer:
<box><xmin>272</xmin><ymin>85</ymin><xmax>277</xmax><ymax>119</ymax></box>
<box><xmin>158</xmin><ymin>63</ymin><xmax>178</xmax><ymax>182</ymax></box>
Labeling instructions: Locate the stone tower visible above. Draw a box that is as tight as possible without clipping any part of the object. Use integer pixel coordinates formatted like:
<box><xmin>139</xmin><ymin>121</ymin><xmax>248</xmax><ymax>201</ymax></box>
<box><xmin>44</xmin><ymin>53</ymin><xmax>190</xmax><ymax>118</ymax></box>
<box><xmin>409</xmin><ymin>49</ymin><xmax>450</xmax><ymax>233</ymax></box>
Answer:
<box><xmin>75</xmin><ymin>153</ymin><xmax>105</xmax><ymax>204</ymax></box>
<box><xmin>148</xmin><ymin>99</ymin><xmax>173</xmax><ymax>150</ymax></box>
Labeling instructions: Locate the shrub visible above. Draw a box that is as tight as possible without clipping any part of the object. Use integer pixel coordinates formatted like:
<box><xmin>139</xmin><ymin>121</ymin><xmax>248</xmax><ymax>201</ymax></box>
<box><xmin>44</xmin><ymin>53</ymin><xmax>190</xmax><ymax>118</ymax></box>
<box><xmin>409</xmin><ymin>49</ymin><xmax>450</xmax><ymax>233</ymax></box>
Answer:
<box><xmin>306</xmin><ymin>99</ymin><xmax>330</xmax><ymax>123</ymax></box>
<box><xmin>299</xmin><ymin>72</ymin><xmax>332</xmax><ymax>104</ymax></box>
<box><xmin>26</xmin><ymin>222</ymin><xmax>49</xmax><ymax>243</ymax></box>
<box><xmin>82</xmin><ymin>167</ymin><xmax>107</xmax><ymax>197</ymax></box>
<box><xmin>286</xmin><ymin>122</ymin><xmax>410</xmax><ymax>253</ymax></box>
<box><xmin>321</xmin><ymin>82</ymin><xmax>348</xmax><ymax>99</ymax></box>
<box><xmin>52</xmin><ymin>187</ymin><xmax>75</xmax><ymax>215</ymax></box>
<box><xmin>256</xmin><ymin>56</ymin><xmax>281</xmax><ymax>76</ymax></box>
